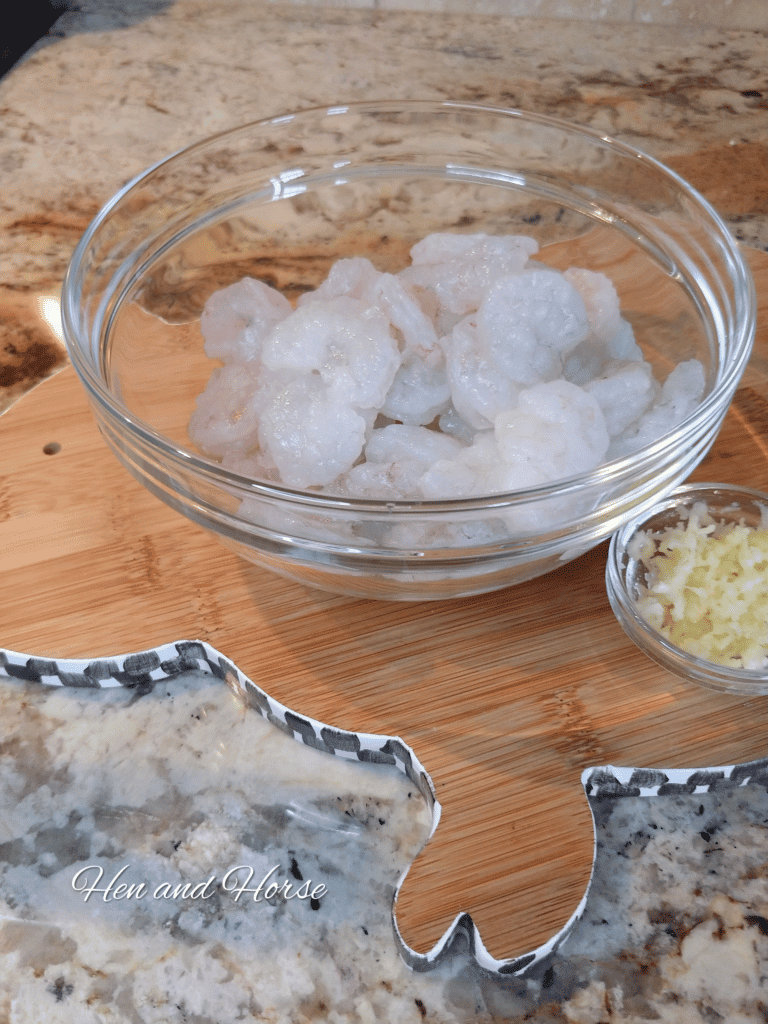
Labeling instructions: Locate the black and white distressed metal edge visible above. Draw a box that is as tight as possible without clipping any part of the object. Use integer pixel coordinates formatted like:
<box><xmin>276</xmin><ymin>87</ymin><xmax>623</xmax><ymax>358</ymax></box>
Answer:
<box><xmin>1</xmin><ymin>638</ymin><xmax>767</xmax><ymax>977</ymax></box>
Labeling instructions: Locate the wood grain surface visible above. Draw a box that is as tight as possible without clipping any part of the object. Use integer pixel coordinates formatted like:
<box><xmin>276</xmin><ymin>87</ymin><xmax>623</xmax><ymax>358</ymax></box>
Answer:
<box><xmin>1</xmin><ymin>249</ymin><xmax>766</xmax><ymax>962</ymax></box>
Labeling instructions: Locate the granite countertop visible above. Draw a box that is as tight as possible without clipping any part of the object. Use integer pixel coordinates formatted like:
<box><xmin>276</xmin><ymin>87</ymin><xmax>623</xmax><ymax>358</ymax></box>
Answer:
<box><xmin>2</xmin><ymin>650</ymin><xmax>768</xmax><ymax>1022</ymax></box>
<box><xmin>0</xmin><ymin>0</ymin><xmax>766</xmax><ymax>410</ymax></box>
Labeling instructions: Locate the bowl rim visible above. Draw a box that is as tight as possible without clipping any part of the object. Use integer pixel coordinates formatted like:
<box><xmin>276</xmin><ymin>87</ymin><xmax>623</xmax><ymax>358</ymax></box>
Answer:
<box><xmin>61</xmin><ymin>99</ymin><xmax>758</xmax><ymax>514</ymax></box>
<box><xmin>606</xmin><ymin>481</ymin><xmax>768</xmax><ymax>691</ymax></box>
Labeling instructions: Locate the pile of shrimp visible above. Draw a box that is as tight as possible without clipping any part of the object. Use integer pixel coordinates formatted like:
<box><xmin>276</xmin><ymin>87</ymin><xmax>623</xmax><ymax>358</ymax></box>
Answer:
<box><xmin>189</xmin><ymin>233</ymin><xmax>704</xmax><ymax>498</ymax></box>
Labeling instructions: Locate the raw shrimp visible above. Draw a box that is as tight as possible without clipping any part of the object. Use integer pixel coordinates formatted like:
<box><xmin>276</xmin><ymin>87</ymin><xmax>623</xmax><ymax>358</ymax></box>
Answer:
<box><xmin>188</xmin><ymin>231</ymin><xmax>705</xmax><ymax>510</ymax></box>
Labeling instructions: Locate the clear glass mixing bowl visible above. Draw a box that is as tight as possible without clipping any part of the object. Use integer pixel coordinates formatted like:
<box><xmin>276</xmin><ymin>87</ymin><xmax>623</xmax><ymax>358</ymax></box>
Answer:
<box><xmin>61</xmin><ymin>101</ymin><xmax>756</xmax><ymax>600</ymax></box>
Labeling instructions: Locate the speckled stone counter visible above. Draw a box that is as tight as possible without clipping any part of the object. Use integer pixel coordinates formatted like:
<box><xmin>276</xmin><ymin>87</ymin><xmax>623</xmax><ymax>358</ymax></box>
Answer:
<box><xmin>0</xmin><ymin>0</ymin><xmax>765</xmax><ymax>408</ymax></box>
<box><xmin>2</xmin><ymin>658</ymin><xmax>767</xmax><ymax>1022</ymax></box>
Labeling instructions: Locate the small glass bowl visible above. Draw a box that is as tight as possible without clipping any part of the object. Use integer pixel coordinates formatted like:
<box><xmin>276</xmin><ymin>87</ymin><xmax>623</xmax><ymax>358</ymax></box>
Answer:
<box><xmin>606</xmin><ymin>483</ymin><xmax>768</xmax><ymax>694</ymax></box>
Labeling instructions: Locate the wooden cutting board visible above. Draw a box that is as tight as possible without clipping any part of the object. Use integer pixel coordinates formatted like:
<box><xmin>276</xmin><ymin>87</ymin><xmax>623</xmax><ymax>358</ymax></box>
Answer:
<box><xmin>1</xmin><ymin>249</ymin><xmax>767</xmax><ymax>963</ymax></box>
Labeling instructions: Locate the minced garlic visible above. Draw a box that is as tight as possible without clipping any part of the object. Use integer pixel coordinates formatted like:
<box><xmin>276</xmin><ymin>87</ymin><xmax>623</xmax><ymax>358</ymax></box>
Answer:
<box><xmin>630</xmin><ymin>501</ymin><xmax>768</xmax><ymax>671</ymax></box>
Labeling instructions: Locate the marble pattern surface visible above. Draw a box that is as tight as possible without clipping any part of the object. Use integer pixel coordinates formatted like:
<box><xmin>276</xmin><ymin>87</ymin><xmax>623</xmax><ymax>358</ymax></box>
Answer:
<box><xmin>17</xmin><ymin>0</ymin><xmax>768</xmax><ymax>41</ymax></box>
<box><xmin>1</xmin><ymin>661</ymin><xmax>767</xmax><ymax>1022</ymax></box>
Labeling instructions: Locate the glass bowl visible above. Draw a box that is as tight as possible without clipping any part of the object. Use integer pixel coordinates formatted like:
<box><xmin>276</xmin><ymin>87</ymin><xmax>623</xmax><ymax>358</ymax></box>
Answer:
<box><xmin>606</xmin><ymin>483</ymin><xmax>768</xmax><ymax>694</ymax></box>
<box><xmin>61</xmin><ymin>101</ymin><xmax>756</xmax><ymax>600</ymax></box>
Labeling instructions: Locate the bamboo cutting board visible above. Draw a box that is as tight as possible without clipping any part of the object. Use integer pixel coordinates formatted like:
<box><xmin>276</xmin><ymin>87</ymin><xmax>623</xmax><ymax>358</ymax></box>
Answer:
<box><xmin>1</xmin><ymin>250</ymin><xmax>767</xmax><ymax>963</ymax></box>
